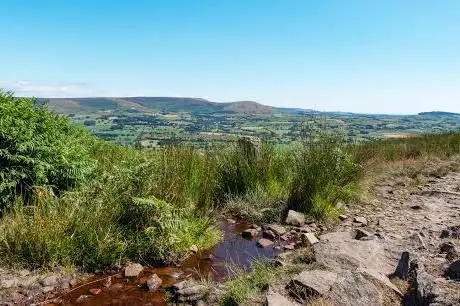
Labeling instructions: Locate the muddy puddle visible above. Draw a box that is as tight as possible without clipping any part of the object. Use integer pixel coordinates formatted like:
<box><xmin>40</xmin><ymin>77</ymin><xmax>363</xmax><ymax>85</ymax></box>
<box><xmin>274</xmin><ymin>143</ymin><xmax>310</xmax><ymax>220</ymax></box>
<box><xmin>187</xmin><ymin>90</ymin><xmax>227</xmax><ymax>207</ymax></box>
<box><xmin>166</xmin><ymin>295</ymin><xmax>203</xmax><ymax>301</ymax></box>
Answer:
<box><xmin>46</xmin><ymin>221</ymin><xmax>287</xmax><ymax>305</ymax></box>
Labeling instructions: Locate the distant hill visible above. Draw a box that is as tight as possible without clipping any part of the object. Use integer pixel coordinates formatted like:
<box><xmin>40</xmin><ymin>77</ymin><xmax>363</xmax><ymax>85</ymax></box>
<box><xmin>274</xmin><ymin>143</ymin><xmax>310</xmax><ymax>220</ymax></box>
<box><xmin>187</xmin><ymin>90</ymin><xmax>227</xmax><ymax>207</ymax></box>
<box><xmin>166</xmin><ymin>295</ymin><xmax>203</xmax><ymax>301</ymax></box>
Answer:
<box><xmin>37</xmin><ymin>97</ymin><xmax>277</xmax><ymax>115</ymax></box>
<box><xmin>418</xmin><ymin>111</ymin><xmax>460</xmax><ymax>116</ymax></box>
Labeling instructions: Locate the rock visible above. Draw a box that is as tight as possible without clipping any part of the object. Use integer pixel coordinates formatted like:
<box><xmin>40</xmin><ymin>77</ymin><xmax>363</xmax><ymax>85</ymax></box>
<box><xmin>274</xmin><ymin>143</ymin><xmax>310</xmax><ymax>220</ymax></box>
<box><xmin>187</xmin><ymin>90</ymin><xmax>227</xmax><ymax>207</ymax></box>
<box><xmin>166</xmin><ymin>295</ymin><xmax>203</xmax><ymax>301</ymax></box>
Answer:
<box><xmin>289</xmin><ymin>270</ymin><xmax>337</xmax><ymax>297</ymax></box>
<box><xmin>102</xmin><ymin>276</ymin><xmax>112</xmax><ymax>288</ymax></box>
<box><xmin>440</xmin><ymin>225</ymin><xmax>460</xmax><ymax>239</ymax></box>
<box><xmin>266</xmin><ymin>224</ymin><xmax>287</xmax><ymax>236</ymax></box>
<box><xmin>314</xmin><ymin>232</ymin><xmax>393</xmax><ymax>275</ymax></box>
<box><xmin>299</xmin><ymin>225</ymin><xmax>312</xmax><ymax>233</ymax></box>
<box><xmin>354</xmin><ymin>217</ymin><xmax>368</xmax><ymax>226</ymax></box>
<box><xmin>285</xmin><ymin>210</ymin><xmax>305</xmax><ymax>226</ymax></box>
<box><xmin>242</xmin><ymin>228</ymin><xmax>259</xmax><ymax>239</ymax></box>
<box><xmin>40</xmin><ymin>275</ymin><xmax>58</xmax><ymax>287</ymax></box>
<box><xmin>339</xmin><ymin>214</ymin><xmax>348</xmax><ymax>220</ymax></box>
<box><xmin>355</xmin><ymin>228</ymin><xmax>373</xmax><ymax>240</ymax></box>
<box><xmin>417</xmin><ymin>270</ymin><xmax>439</xmax><ymax>303</ymax></box>
<box><xmin>89</xmin><ymin>288</ymin><xmax>102</xmax><ymax>295</ymax></box>
<box><xmin>391</xmin><ymin>251</ymin><xmax>410</xmax><ymax>279</ymax></box>
<box><xmin>0</xmin><ymin>278</ymin><xmax>18</xmax><ymax>289</ymax></box>
<box><xmin>257</xmin><ymin>238</ymin><xmax>274</xmax><ymax>248</ymax></box>
<box><xmin>440</xmin><ymin>241</ymin><xmax>457</xmax><ymax>261</ymax></box>
<box><xmin>176</xmin><ymin>284</ymin><xmax>208</xmax><ymax>302</ymax></box>
<box><xmin>284</xmin><ymin>243</ymin><xmax>295</xmax><ymax>250</ymax></box>
<box><xmin>76</xmin><ymin>295</ymin><xmax>91</xmax><ymax>303</ymax></box>
<box><xmin>226</xmin><ymin>218</ymin><xmax>236</xmax><ymax>224</ymax></box>
<box><xmin>411</xmin><ymin>204</ymin><xmax>423</xmax><ymax>210</ymax></box>
<box><xmin>147</xmin><ymin>274</ymin><xmax>162</xmax><ymax>292</ymax></box>
<box><xmin>445</xmin><ymin>259</ymin><xmax>460</xmax><ymax>279</ymax></box>
<box><xmin>357</xmin><ymin>267</ymin><xmax>402</xmax><ymax>296</ymax></box>
<box><xmin>300</xmin><ymin>233</ymin><xmax>319</xmax><ymax>246</ymax></box>
<box><xmin>263</xmin><ymin>230</ymin><xmax>276</xmax><ymax>239</ymax></box>
<box><xmin>249</xmin><ymin>224</ymin><xmax>261</xmax><ymax>231</ymax></box>
<box><xmin>327</xmin><ymin>270</ymin><xmax>384</xmax><ymax>306</ymax></box>
<box><xmin>42</xmin><ymin>286</ymin><xmax>54</xmax><ymax>293</ymax></box>
<box><xmin>266</xmin><ymin>292</ymin><xmax>296</xmax><ymax>306</ymax></box>
<box><xmin>190</xmin><ymin>245</ymin><xmax>198</xmax><ymax>253</ymax></box>
<box><xmin>124</xmin><ymin>263</ymin><xmax>144</xmax><ymax>277</ymax></box>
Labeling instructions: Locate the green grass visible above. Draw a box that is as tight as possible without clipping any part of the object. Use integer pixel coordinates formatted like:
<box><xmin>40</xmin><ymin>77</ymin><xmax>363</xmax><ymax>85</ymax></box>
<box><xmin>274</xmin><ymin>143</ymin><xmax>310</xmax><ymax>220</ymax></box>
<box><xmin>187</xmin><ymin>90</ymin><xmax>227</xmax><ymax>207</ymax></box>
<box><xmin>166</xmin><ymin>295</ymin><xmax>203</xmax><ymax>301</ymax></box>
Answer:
<box><xmin>1</xmin><ymin>90</ymin><xmax>460</xmax><ymax>271</ymax></box>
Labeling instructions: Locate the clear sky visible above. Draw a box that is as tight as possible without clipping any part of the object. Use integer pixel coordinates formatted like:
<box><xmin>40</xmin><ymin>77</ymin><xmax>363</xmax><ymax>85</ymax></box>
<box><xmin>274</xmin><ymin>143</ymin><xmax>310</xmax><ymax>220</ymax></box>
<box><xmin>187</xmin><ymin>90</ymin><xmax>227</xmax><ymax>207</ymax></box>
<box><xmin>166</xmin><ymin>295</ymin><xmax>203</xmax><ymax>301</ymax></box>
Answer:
<box><xmin>1</xmin><ymin>1</ymin><xmax>459</xmax><ymax>114</ymax></box>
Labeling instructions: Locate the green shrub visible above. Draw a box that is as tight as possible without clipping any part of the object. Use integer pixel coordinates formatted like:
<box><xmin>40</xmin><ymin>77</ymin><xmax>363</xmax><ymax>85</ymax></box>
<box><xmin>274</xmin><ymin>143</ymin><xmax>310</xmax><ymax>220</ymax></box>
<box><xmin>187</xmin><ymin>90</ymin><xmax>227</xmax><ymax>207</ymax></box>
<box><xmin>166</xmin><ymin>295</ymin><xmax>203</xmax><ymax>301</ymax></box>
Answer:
<box><xmin>0</xmin><ymin>90</ymin><xmax>95</xmax><ymax>208</ymax></box>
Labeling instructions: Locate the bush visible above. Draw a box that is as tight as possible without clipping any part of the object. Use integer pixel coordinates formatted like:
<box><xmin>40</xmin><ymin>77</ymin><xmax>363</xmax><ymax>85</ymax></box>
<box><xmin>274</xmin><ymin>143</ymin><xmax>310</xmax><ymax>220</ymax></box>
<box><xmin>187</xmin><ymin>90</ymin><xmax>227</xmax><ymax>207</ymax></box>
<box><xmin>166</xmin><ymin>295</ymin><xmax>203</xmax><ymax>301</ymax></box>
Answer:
<box><xmin>0</xmin><ymin>90</ymin><xmax>95</xmax><ymax>209</ymax></box>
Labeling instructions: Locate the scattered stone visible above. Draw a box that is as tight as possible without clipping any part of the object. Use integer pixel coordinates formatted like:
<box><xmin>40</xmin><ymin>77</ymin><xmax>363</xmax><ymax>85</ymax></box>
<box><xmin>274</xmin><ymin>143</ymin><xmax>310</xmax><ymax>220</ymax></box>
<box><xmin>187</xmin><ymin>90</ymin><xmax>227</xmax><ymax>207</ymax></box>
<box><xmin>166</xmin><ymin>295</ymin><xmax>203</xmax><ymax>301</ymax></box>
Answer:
<box><xmin>339</xmin><ymin>214</ymin><xmax>348</xmax><ymax>220</ymax></box>
<box><xmin>249</xmin><ymin>224</ymin><xmax>261</xmax><ymax>231</ymax></box>
<box><xmin>189</xmin><ymin>245</ymin><xmax>199</xmax><ymax>253</ymax></box>
<box><xmin>124</xmin><ymin>263</ymin><xmax>144</xmax><ymax>277</ymax></box>
<box><xmin>226</xmin><ymin>218</ymin><xmax>236</xmax><ymax>224</ymax></box>
<box><xmin>42</xmin><ymin>285</ymin><xmax>54</xmax><ymax>293</ymax></box>
<box><xmin>445</xmin><ymin>259</ymin><xmax>460</xmax><ymax>279</ymax></box>
<box><xmin>440</xmin><ymin>241</ymin><xmax>456</xmax><ymax>254</ymax></box>
<box><xmin>266</xmin><ymin>224</ymin><xmax>287</xmax><ymax>236</ymax></box>
<box><xmin>440</xmin><ymin>225</ymin><xmax>460</xmax><ymax>239</ymax></box>
<box><xmin>354</xmin><ymin>217</ymin><xmax>368</xmax><ymax>226</ymax></box>
<box><xmin>257</xmin><ymin>238</ymin><xmax>274</xmax><ymax>248</ymax></box>
<box><xmin>266</xmin><ymin>292</ymin><xmax>296</xmax><ymax>306</ymax></box>
<box><xmin>89</xmin><ymin>288</ymin><xmax>102</xmax><ymax>295</ymax></box>
<box><xmin>176</xmin><ymin>283</ymin><xmax>208</xmax><ymax>302</ymax></box>
<box><xmin>289</xmin><ymin>269</ymin><xmax>338</xmax><ymax>297</ymax></box>
<box><xmin>280</xmin><ymin>233</ymin><xmax>291</xmax><ymax>241</ymax></box>
<box><xmin>147</xmin><ymin>274</ymin><xmax>162</xmax><ymax>292</ymax></box>
<box><xmin>263</xmin><ymin>229</ymin><xmax>276</xmax><ymax>239</ymax></box>
<box><xmin>300</xmin><ymin>233</ymin><xmax>319</xmax><ymax>246</ymax></box>
<box><xmin>355</xmin><ymin>228</ymin><xmax>373</xmax><ymax>240</ymax></box>
<box><xmin>242</xmin><ymin>228</ymin><xmax>259</xmax><ymax>239</ymax></box>
<box><xmin>411</xmin><ymin>204</ymin><xmax>423</xmax><ymax>210</ymax></box>
<box><xmin>40</xmin><ymin>275</ymin><xmax>58</xmax><ymax>287</ymax></box>
<box><xmin>392</xmin><ymin>251</ymin><xmax>410</xmax><ymax>279</ymax></box>
<box><xmin>299</xmin><ymin>225</ymin><xmax>312</xmax><ymax>233</ymax></box>
<box><xmin>284</xmin><ymin>243</ymin><xmax>295</xmax><ymax>250</ymax></box>
<box><xmin>285</xmin><ymin>210</ymin><xmax>305</xmax><ymax>226</ymax></box>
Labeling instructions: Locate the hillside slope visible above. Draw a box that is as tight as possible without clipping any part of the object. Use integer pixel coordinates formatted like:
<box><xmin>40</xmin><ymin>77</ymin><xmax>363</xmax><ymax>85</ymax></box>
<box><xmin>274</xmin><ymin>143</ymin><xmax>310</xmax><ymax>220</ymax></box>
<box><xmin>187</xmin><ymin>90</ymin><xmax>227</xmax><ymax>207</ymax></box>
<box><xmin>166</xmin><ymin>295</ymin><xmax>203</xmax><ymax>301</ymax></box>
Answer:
<box><xmin>38</xmin><ymin>97</ymin><xmax>277</xmax><ymax>115</ymax></box>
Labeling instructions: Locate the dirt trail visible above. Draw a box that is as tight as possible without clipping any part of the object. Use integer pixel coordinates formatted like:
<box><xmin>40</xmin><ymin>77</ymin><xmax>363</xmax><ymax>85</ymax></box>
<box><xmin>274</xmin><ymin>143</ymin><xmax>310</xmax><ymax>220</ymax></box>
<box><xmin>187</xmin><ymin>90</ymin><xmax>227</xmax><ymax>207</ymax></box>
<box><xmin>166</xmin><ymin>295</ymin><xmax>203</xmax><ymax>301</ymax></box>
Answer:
<box><xmin>338</xmin><ymin>167</ymin><xmax>460</xmax><ymax>304</ymax></box>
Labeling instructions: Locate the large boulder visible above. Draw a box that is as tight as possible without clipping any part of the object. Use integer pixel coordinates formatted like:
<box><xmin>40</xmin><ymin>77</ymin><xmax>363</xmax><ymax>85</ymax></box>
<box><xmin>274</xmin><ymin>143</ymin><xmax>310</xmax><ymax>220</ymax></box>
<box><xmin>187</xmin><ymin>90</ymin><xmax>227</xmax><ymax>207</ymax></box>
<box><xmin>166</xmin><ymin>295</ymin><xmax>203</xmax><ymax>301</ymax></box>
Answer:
<box><xmin>285</xmin><ymin>210</ymin><xmax>305</xmax><ymax>226</ymax></box>
<box><xmin>314</xmin><ymin>232</ymin><xmax>393</xmax><ymax>275</ymax></box>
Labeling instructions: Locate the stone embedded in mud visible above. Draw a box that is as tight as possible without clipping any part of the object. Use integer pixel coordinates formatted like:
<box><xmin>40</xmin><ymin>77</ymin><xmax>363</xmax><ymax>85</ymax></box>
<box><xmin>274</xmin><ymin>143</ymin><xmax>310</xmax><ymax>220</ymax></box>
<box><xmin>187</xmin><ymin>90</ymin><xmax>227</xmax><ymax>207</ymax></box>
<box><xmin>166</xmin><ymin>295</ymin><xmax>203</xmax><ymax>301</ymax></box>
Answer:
<box><xmin>257</xmin><ymin>238</ymin><xmax>274</xmax><ymax>248</ymax></box>
<box><xmin>266</xmin><ymin>224</ymin><xmax>287</xmax><ymax>236</ymax></box>
<box><xmin>124</xmin><ymin>263</ymin><xmax>144</xmax><ymax>277</ymax></box>
<box><xmin>147</xmin><ymin>274</ymin><xmax>162</xmax><ymax>292</ymax></box>
<box><xmin>285</xmin><ymin>210</ymin><xmax>305</xmax><ymax>226</ymax></box>
<box><xmin>289</xmin><ymin>269</ymin><xmax>338</xmax><ymax>297</ymax></box>
<box><xmin>266</xmin><ymin>292</ymin><xmax>296</xmax><ymax>306</ymax></box>
<box><xmin>354</xmin><ymin>216</ymin><xmax>368</xmax><ymax>226</ymax></box>
<box><xmin>242</xmin><ymin>228</ymin><xmax>259</xmax><ymax>239</ymax></box>
<box><xmin>89</xmin><ymin>288</ymin><xmax>102</xmax><ymax>295</ymax></box>
<box><xmin>300</xmin><ymin>233</ymin><xmax>319</xmax><ymax>246</ymax></box>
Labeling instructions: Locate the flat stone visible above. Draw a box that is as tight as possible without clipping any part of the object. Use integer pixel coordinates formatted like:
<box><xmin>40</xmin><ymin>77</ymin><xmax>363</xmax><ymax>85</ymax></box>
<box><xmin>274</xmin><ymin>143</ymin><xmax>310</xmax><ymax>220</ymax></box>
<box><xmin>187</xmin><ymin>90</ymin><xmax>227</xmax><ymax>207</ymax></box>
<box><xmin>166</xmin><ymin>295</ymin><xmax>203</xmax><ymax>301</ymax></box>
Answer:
<box><xmin>266</xmin><ymin>224</ymin><xmax>287</xmax><ymax>236</ymax></box>
<box><xmin>242</xmin><ymin>228</ymin><xmax>259</xmax><ymax>239</ymax></box>
<box><xmin>124</xmin><ymin>263</ymin><xmax>144</xmax><ymax>277</ymax></box>
<box><xmin>147</xmin><ymin>274</ymin><xmax>162</xmax><ymax>292</ymax></box>
<box><xmin>300</xmin><ymin>233</ymin><xmax>319</xmax><ymax>246</ymax></box>
<box><xmin>285</xmin><ymin>210</ymin><xmax>305</xmax><ymax>226</ymax></box>
<box><xmin>354</xmin><ymin>217</ymin><xmax>368</xmax><ymax>226</ymax></box>
<box><xmin>357</xmin><ymin>267</ymin><xmax>402</xmax><ymax>296</ymax></box>
<box><xmin>289</xmin><ymin>270</ymin><xmax>338</xmax><ymax>297</ymax></box>
<box><xmin>257</xmin><ymin>238</ymin><xmax>274</xmax><ymax>248</ymax></box>
<box><xmin>266</xmin><ymin>292</ymin><xmax>296</xmax><ymax>306</ymax></box>
<box><xmin>299</xmin><ymin>225</ymin><xmax>312</xmax><ymax>233</ymax></box>
<box><xmin>315</xmin><ymin>232</ymin><xmax>393</xmax><ymax>275</ymax></box>
<box><xmin>89</xmin><ymin>288</ymin><xmax>102</xmax><ymax>295</ymax></box>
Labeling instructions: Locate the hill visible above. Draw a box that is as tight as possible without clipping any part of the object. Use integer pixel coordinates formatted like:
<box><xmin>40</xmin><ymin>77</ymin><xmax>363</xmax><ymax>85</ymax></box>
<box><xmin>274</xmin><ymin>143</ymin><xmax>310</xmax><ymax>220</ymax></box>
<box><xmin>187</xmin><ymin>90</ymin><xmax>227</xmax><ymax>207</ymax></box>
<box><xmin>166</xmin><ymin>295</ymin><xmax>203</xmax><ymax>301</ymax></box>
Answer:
<box><xmin>38</xmin><ymin>97</ymin><xmax>277</xmax><ymax>115</ymax></box>
<box><xmin>418</xmin><ymin>111</ymin><xmax>460</xmax><ymax>116</ymax></box>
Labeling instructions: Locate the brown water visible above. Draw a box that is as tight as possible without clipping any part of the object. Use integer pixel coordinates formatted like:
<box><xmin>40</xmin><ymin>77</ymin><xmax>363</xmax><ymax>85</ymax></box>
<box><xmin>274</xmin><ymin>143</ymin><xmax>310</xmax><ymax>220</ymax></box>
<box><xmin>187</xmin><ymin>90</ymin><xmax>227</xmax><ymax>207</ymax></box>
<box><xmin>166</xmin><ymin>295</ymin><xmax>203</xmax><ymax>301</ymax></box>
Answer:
<box><xmin>48</xmin><ymin>221</ymin><xmax>285</xmax><ymax>305</ymax></box>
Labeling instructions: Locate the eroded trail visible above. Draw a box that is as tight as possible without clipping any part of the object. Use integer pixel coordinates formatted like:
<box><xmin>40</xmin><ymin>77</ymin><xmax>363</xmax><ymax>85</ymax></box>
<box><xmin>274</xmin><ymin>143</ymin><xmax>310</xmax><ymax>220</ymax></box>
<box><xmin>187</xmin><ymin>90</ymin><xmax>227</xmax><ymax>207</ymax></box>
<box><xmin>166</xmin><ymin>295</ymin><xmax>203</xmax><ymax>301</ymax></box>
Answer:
<box><xmin>338</xmin><ymin>168</ymin><xmax>460</xmax><ymax>304</ymax></box>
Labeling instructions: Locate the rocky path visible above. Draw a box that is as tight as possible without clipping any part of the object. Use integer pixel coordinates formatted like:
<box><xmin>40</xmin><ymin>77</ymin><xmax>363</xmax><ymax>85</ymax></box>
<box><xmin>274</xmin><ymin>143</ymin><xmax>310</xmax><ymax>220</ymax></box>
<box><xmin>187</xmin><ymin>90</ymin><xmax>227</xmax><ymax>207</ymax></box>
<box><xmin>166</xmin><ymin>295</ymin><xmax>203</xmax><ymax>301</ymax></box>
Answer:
<box><xmin>264</xmin><ymin>164</ymin><xmax>460</xmax><ymax>306</ymax></box>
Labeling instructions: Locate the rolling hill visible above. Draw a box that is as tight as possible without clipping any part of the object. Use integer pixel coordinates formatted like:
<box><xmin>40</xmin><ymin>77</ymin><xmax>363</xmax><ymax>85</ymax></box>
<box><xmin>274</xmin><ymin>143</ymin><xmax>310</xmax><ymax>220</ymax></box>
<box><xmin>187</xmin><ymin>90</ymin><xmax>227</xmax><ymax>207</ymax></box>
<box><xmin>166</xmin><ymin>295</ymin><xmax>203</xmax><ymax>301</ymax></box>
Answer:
<box><xmin>38</xmin><ymin>97</ymin><xmax>277</xmax><ymax>115</ymax></box>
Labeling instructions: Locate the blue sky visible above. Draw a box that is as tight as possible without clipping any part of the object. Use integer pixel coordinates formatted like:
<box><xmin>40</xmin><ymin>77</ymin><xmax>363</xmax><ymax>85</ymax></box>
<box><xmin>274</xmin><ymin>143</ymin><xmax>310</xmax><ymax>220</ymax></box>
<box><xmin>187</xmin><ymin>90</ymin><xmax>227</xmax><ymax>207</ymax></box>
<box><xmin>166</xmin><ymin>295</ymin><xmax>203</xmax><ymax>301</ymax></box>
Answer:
<box><xmin>1</xmin><ymin>1</ymin><xmax>459</xmax><ymax>114</ymax></box>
